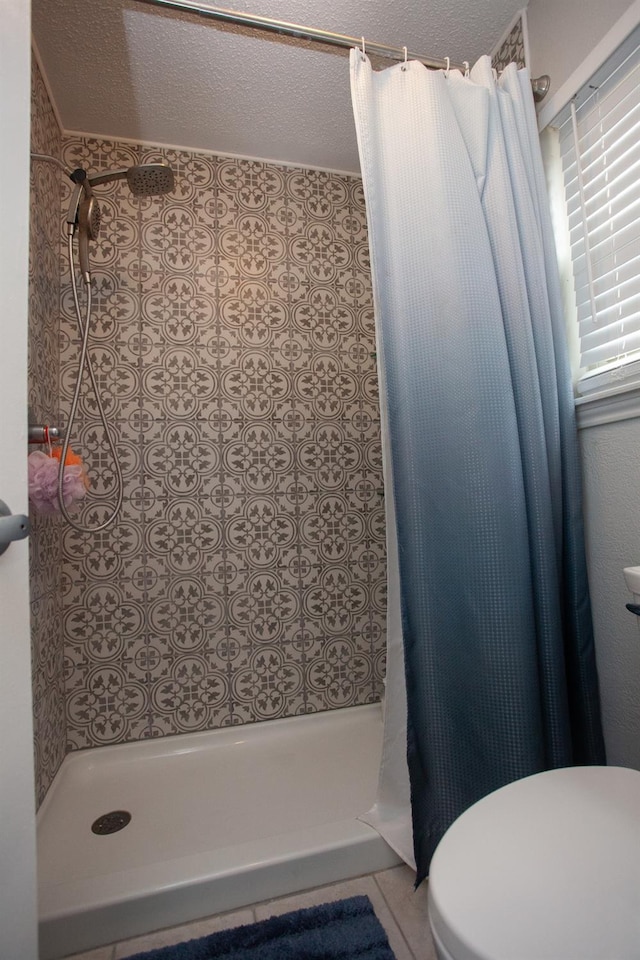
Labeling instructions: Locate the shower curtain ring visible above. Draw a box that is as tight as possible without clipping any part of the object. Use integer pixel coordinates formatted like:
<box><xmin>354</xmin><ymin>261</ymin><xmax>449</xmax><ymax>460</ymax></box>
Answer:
<box><xmin>444</xmin><ymin>56</ymin><xmax>450</xmax><ymax>78</ymax></box>
<box><xmin>361</xmin><ymin>36</ymin><xmax>366</xmax><ymax>60</ymax></box>
<box><xmin>463</xmin><ymin>60</ymin><xmax>470</xmax><ymax>78</ymax></box>
<box><xmin>402</xmin><ymin>46</ymin><xmax>408</xmax><ymax>71</ymax></box>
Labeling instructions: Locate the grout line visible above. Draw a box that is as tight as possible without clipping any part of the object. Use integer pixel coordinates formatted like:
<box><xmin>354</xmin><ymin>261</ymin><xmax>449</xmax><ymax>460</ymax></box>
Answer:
<box><xmin>372</xmin><ymin>871</ymin><xmax>417</xmax><ymax>960</ymax></box>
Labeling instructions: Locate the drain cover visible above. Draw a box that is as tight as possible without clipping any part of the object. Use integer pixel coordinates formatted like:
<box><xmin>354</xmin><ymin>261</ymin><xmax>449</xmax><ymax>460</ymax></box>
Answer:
<box><xmin>91</xmin><ymin>810</ymin><xmax>131</xmax><ymax>835</ymax></box>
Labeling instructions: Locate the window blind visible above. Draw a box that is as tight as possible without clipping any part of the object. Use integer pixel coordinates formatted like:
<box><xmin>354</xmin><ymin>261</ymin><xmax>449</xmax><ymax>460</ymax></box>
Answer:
<box><xmin>557</xmin><ymin>26</ymin><xmax>640</xmax><ymax>393</ymax></box>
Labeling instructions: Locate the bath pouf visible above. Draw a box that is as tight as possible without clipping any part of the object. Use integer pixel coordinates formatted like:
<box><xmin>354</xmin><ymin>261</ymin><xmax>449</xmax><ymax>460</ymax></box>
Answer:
<box><xmin>28</xmin><ymin>449</ymin><xmax>89</xmax><ymax>515</ymax></box>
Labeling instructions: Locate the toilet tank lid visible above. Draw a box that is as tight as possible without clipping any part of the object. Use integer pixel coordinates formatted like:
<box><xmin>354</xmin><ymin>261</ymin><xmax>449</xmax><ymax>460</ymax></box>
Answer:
<box><xmin>428</xmin><ymin>766</ymin><xmax>640</xmax><ymax>960</ymax></box>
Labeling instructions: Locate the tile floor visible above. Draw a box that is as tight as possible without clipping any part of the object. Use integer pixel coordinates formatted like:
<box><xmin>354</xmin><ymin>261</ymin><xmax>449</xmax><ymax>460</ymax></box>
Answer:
<box><xmin>60</xmin><ymin>865</ymin><xmax>437</xmax><ymax>960</ymax></box>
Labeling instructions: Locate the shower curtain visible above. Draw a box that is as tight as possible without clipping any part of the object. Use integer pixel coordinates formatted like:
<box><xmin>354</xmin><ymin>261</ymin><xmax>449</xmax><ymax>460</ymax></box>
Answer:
<box><xmin>351</xmin><ymin>53</ymin><xmax>606</xmax><ymax>883</ymax></box>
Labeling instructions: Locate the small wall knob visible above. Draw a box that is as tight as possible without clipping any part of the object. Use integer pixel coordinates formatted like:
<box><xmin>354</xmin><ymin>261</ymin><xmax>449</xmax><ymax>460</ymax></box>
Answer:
<box><xmin>0</xmin><ymin>499</ymin><xmax>30</xmax><ymax>556</ymax></box>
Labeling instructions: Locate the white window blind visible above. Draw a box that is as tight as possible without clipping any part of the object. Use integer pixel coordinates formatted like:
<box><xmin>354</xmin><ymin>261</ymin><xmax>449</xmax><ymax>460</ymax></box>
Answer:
<box><xmin>557</xmin><ymin>26</ymin><xmax>640</xmax><ymax>394</ymax></box>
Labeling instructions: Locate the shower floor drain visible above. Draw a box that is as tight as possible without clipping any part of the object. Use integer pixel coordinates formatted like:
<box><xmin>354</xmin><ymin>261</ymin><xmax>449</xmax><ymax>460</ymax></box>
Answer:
<box><xmin>91</xmin><ymin>810</ymin><xmax>132</xmax><ymax>835</ymax></box>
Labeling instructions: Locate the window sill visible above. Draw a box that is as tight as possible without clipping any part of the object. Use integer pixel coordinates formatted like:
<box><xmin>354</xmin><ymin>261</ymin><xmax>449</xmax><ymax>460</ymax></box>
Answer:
<box><xmin>575</xmin><ymin>383</ymin><xmax>640</xmax><ymax>429</ymax></box>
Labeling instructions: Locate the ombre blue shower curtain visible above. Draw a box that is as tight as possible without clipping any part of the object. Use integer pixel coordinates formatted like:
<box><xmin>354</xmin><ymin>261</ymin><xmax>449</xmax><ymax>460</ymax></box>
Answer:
<box><xmin>351</xmin><ymin>53</ymin><xmax>606</xmax><ymax>883</ymax></box>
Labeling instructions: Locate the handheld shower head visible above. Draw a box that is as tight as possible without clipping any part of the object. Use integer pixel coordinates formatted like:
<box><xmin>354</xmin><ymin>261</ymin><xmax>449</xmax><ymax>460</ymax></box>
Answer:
<box><xmin>66</xmin><ymin>168</ymin><xmax>102</xmax><ymax>283</ymax></box>
<box><xmin>77</xmin><ymin>193</ymin><xmax>102</xmax><ymax>282</ymax></box>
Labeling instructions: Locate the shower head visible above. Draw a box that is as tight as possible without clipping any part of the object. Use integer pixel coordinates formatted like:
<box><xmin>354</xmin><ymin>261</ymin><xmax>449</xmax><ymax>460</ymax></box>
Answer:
<box><xmin>88</xmin><ymin>161</ymin><xmax>175</xmax><ymax>196</ymax></box>
<box><xmin>125</xmin><ymin>163</ymin><xmax>175</xmax><ymax>197</ymax></box>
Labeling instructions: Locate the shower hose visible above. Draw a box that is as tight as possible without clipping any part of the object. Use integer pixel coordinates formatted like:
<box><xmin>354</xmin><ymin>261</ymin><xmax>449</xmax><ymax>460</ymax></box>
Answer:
<box><xmin>57</xmin><ymin>232</ymin><xmax>124</xmax><ymax>532</ymax></box>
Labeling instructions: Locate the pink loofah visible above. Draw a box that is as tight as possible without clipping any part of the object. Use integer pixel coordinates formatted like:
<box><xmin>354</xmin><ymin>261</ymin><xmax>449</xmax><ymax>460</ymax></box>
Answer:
<box><xmin>28</xmin><ymin>450</ymin><xmax>89</xmax><ymax>515</ymax></box>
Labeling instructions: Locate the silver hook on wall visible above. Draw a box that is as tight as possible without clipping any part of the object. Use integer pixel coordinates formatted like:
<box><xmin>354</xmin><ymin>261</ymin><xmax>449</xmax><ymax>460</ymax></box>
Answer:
<box><xmin>531</xmin><ymin>75</ymin><xmax>551</xmax><ymax>102</ymax></box>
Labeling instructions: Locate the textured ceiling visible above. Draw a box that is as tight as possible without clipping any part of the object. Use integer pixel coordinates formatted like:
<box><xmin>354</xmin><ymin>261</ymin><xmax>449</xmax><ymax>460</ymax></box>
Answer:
<box><xmin>32</xmin><ymin>0</ymin><xmax>525</xmax><ymax>174</ymax></box>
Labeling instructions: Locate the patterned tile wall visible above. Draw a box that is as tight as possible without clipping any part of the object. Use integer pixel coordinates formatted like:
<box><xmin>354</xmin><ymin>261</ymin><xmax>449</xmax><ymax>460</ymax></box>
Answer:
<box><xmin>491</xmin><ymin>14</ymin><xmax>527</xmax><ymax>73</ymax></box>
<box><xmin>59</xmin><ymin>136</ymin><xmax>386</xmax><ymax>749</ymax></box>
<box><xmin>29</xmin><ymin>57</ymin><xmax>67</xmax><ymax>805</ymax></box>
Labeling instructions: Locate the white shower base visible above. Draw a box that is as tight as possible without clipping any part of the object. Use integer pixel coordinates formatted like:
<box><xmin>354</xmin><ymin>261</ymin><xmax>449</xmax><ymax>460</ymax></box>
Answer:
<box><xmin>37</xmin><ymin>703</ymin><xmax>400</xmax><ymax>959</ymax></box>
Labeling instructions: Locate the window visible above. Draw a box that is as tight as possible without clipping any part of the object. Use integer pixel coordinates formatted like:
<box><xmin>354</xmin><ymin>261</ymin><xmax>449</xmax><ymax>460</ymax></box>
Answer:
<box><xmin>557</xmin><ymin>26</ymin><xmax>640</xmax><ymax>394</ymax></box>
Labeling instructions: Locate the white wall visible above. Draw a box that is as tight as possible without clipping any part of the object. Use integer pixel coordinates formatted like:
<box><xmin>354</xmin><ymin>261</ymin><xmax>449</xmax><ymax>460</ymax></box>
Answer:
<box><xmin>527</xmin><ymin>0</ymin><xmax>636</xmax><ymax>96</ymax></box>
<box><xmin>580</xmin><ymin>420</ymin><xmax>640</xmax><ymax>768</ymax></box>
<box><xmin>528</xmin><ymin>0</ymin><xmax>640</xmax><ymax>770</ymax></box>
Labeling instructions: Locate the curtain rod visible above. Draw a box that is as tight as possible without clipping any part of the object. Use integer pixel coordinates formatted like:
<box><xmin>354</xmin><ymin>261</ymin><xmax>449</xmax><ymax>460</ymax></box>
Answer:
<box><xmin>133</xmin><ymin>0</ymin><xmax>460</xmax><ymax>70</ymax></box>
<box><xmin>133</xmin><ymin>0</ymin><xmax>551</xmax><ymax>101</ymax></box>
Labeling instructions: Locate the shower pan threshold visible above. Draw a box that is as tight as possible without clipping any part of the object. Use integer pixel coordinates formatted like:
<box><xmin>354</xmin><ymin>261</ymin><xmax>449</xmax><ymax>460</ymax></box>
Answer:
<box><xmin>37</xmin><ymin>703</ymin><xmax>400</xmax><ymax>959</ymax></box>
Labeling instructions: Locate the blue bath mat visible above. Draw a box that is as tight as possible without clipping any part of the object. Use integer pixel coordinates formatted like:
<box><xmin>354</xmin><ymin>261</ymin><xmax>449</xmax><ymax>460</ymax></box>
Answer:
<box><xmin>122</xmin><ymin>895</ymin><xmax>397</xmax><ymax>959</ymax></box>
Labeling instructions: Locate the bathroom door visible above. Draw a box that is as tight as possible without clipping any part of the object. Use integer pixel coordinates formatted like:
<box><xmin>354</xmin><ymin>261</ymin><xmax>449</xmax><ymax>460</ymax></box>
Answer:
<box><xmin>0</xmin><ymin>1</ymin><xmax>39</xmax><ymax>957</ymax></box>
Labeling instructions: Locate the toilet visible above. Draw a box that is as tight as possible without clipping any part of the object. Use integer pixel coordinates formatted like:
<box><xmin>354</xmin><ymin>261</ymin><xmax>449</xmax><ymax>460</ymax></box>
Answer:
<box><xmin>427</xmin><ymin>765</ymin><xmax>640</xmax><ymax>959</ymax></box>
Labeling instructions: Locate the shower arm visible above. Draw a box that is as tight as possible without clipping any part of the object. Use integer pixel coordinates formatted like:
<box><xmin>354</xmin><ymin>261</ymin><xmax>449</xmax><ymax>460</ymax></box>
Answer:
<box><xmin>31</xmin><ymin>153</ymin><xmax>129</xmax><ymax>187</ymax></box>
<box><xmin>30</xmin><ymin>152</ymin><xmax>73</xmax><ymax>177</ymax></box>
<box><xmin>85</xmin><ymin>169</ymin><xmax>130</xmax><ymax>187</ymax></box>
<box><xmin>30</xmin><ymin>155</ymin><xmax>125</xmax><ymax>231</ymax></box>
